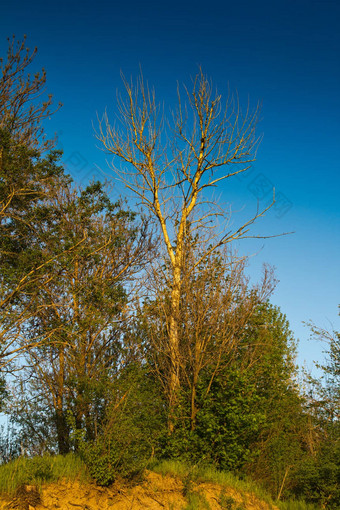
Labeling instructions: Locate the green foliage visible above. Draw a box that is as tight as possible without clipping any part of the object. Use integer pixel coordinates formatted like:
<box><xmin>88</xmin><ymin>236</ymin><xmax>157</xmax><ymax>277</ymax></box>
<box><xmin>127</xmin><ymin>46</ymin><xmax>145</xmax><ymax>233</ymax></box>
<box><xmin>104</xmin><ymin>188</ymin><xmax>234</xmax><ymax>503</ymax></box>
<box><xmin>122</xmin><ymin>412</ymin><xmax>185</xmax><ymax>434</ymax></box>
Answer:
<box><xmin>194</xmin><ymin>369</ymin><xmax>265</xmax><ymax>471</ymax></box>
<box><xmin>76</xmin><ymin>365</ymin><xmax>165</xmax><ymax>486</ymax></box>
<box><xmin>79</xmin><ymin>428</ymin><xmax>147</xmax><ymax>486</ymax></box>
<box><xmin>159</xmin><ymin>302</ymin><xmax>302</xmax><ymax>485</ymax></box>
<box><xmin>8</xmin><ymin>169</ymin><xmax>152</xmax><ymax>455</ymax></box>
<box><xmin>79</xmin><ymin>441</ymin><xmax>121</xmax><ymax>487</ymax></box>
<box><xmin>0</xmin><ymin>128</ymin><xmax>67</xmax><ymax>269</ymax></box>
<box><xmin>292</xmin><ymin>424</ymin><xmax>340</xmax><ymax>508</ymax></box>
<box><xmin>0</xmin><ymin>127</ymin><xmax>70</xmax><ymax>369</ymax></box>
<box><xmin>0</xmin><ymin>36</ymin><xmax>60</xmax><ymax>151</ymax></box>
<box><xmin>161</xmin><ymin>370</ymin><xmax>265</xmax><ymax>470</ymax></box>
<box><xmin>291</xmin><ymin>314</ymin><xmax>340</xmax><ymax>509</ymax></box>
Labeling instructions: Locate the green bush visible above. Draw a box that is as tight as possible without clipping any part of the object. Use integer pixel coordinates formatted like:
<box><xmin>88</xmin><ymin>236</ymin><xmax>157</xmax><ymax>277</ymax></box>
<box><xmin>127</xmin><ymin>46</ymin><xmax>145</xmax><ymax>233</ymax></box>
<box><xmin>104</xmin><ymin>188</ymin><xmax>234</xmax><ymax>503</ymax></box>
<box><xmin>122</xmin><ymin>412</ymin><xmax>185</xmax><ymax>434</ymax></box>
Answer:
<box><xmin>80</xmin><ymin>435</ymin><xmax>149</xmax><ymax>486</ymax></box>
<box><xmin>76</xmin><ymin>365</ymin><xmax>165</xmax><ymax>486</ymax></box>
<box><xmin>292</xmin><ymin>438</ymin><xmax>340</xmax><ymax>509</ymax></box>
<box><xmin>80</xmin><ymin>442</ymin><xmax>118</xmax><ymax>486</ymax></box>
<box><xmin>160</xmin><ymin>370</ymin><xmax>264</xmax><ymax>472</ymax></box>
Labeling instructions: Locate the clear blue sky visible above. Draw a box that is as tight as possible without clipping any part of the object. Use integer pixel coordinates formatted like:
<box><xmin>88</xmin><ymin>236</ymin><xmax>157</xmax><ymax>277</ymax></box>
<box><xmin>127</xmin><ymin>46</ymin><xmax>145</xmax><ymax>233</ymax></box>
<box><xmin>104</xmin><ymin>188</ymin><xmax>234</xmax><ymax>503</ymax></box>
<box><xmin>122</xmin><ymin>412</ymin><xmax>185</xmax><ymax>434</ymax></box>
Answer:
<box><xmin>1</xmin><ymin>0</ymin><xmax>339</xmax><ymax>373</ymax></box>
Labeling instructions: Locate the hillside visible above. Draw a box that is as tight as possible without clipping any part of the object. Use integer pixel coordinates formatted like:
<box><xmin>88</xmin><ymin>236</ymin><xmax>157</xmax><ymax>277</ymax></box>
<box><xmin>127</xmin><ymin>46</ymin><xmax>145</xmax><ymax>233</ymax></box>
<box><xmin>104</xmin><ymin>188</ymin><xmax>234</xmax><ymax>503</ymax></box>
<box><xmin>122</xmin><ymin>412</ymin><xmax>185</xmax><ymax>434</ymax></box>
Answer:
<box><xmin>0</xmin><ymin>470</ymin><xmax>277</xmax><ymax>510</ymax></box>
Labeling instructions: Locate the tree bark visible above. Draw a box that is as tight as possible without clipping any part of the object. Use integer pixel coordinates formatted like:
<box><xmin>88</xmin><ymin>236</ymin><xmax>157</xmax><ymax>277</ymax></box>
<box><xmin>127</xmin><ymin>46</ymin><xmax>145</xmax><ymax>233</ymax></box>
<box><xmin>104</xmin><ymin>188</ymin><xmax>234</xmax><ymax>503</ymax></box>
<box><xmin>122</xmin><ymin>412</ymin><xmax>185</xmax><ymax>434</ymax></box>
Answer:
<box><xmin>168</xmin><ymin>263</ymin><xmax>182</xmax><ymax>432</ymax></box>
<box><xmin>55</xmin><ymin>407</ymin><xmax>70</xmax><ymax>454</ymax></box>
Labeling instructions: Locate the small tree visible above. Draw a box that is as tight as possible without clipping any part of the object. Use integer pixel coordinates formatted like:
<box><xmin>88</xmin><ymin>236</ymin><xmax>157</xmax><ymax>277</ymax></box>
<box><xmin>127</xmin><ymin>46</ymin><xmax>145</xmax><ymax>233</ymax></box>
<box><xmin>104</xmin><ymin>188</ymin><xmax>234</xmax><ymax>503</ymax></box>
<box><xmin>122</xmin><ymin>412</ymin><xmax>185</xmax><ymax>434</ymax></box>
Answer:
<box><xmin>97</xmin><ymin>71</ymin><xmax>277</xmax><ymax>430</ymax></box>
<box><xmin>11</xmin><ymin>178</ymin><xmax>153</xmax><ymax>454</ymax></box>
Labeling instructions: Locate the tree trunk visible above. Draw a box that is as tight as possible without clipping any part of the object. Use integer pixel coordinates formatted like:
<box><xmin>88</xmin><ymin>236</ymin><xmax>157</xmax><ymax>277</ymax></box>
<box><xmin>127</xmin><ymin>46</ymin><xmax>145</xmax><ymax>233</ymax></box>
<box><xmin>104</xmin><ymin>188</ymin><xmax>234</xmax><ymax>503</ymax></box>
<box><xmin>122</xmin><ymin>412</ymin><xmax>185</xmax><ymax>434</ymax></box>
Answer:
<box><xmin>190</xmin><ymin>383</ymin><xmax>197</xmax><ymax>431</ymax></box>
<box><xmin>55</xmin><ymin>346</ymin><xmax>69</xmax><ymax>453</ymax></box>
<box><xmin>55</xmin><ymin>407</ymin><xmax>70</xmax><ymax>454</ymax></box>
<box><xmin>168</xmin><ymin>264</ymin><xmax>182</xmax><ymax>432</ymax></box>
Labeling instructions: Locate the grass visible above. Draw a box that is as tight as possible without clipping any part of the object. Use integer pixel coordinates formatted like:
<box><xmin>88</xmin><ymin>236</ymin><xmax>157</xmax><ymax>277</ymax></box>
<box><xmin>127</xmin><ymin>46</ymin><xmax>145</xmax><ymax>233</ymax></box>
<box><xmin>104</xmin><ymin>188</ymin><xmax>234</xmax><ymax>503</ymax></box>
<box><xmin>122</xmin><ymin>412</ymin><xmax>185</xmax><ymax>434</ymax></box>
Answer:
<box><xmin>185</xmin><ymin>490</ymin><xmax>211</xmax><ymax>510</ymax></box>
<box><xmin>152</xmin><ymin>459</ymin><xmax>273</xmax><ymax>506</ymax></box>
<box><xmin>277</xmin><ymin>501</ymin><xmax>320</xmax><ymax>510</ymax></box>
<box><xmin>152</xmin><ymin>460</ymin><xmax>321</xmax><ymax>510</ymax></box>
<box><xmin>0</xmin><ymin>453</ymin><xmax>89</xmax><ymax>495</ymax></box>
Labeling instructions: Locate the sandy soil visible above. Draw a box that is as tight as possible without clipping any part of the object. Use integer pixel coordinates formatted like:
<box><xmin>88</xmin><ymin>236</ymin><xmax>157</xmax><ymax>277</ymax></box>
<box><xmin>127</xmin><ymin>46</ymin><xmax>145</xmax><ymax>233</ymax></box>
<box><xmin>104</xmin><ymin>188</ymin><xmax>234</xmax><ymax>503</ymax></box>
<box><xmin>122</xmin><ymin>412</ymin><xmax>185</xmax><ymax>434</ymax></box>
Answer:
<box><xmin>0</xmin><ymin>471</ymin><xmax>276</xmax><ymax>510</ymax></box>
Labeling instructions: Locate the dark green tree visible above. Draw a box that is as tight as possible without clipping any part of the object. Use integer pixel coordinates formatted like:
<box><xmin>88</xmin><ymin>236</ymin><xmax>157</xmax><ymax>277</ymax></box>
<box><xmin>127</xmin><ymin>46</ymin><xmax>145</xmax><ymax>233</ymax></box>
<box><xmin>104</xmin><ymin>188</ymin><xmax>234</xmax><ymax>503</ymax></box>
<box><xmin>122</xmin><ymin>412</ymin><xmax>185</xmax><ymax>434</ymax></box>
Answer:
<box><xmin>77</xmin><ymin>362</ymin><xmax>165</xmax><ymax>485</ymax></box>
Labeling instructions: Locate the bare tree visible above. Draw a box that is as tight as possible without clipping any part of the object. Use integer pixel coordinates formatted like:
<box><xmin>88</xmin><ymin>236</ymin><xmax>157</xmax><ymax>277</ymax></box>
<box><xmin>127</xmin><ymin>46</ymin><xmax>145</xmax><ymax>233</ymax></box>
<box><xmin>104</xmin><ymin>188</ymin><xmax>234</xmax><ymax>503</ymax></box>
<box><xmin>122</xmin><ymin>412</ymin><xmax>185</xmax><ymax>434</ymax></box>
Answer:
<box><xmin>96</xmin><ymin>70</ymin><xmax>276</xmax><ymax>430</ymax></box>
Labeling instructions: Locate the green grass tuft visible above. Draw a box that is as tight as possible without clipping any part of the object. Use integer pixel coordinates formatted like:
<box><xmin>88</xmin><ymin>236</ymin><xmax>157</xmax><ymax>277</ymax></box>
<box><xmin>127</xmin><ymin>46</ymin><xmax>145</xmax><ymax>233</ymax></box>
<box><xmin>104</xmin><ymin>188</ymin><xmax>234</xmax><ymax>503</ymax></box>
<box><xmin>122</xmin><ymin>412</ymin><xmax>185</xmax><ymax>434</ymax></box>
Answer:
<box><xmin>0</xmin><ymin>453</ymin><xmax>89</xmax><ymax>495</ymax></box>
<box><xmin>152</xmin><ymin>459</ymin><xmax>273</xmax><ymax>506</ymax></box>
<box><xmin>185</xmin><ymin>490</ymin><xmax>211</xmax><ymax>509</ymax></box>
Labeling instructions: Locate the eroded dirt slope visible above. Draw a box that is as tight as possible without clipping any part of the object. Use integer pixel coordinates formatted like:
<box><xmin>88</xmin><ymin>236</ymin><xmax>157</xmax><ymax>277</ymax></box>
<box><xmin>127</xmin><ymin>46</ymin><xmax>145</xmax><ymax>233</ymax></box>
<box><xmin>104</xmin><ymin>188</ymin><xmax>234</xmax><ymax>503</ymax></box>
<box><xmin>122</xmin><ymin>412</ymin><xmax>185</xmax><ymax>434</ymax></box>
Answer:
<box><xmin>0</xmin><ymin>470</ymin><xmax>276</xmax><ymax>510</ymax></box>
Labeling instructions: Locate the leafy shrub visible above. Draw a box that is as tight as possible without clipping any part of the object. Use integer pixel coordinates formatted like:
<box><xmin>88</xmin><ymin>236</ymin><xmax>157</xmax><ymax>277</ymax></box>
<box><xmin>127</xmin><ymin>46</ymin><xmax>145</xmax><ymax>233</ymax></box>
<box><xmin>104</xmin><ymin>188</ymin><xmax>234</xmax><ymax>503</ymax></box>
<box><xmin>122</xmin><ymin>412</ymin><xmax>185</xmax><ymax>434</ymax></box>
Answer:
<box><xmin>80</xmin><ymin>442</ymin><xmax>118</xmax><ymax>486</ymax></box>
<box><xmin>80</xmin><ymin>435</ymin><xmax>149</xmax><ymax>486</ymax></box>
<box><xmin>292</xmin><ymin>437</ymin><xmax>340</xmax><ymax>509</ymax></box>
<box><xmin>160</xmin><ymin>370</ymin><xmax>264</xmax><ymax>472</ymax></box>
<box><xmin>77</xmin><ymin>365</ymin><xmax>165</xmax><ymax>486</ymax></box>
